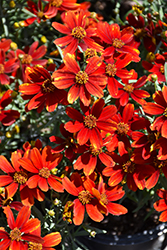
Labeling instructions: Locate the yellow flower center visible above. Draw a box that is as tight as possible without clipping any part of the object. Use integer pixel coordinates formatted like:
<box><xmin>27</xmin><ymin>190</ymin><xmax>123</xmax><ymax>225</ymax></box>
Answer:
<box><xmin>117</xmin><ymin>122</ymin><xmax>129</xmax><ymax>135</ymax></box>
<box><xmin>78</xmin><ymin>190</ymin><xmax>91</xmax><ymax>205</ymax></box>
<box><xmin>28</xmin><ymin>242</ymin><xmax>42</xmax><ymax>250</ymax></box>
<box><xmin>42</xmin><ymin>79</ymin><xmax>56</xmax><ymax>93</ymax></box>
<box><xmin>84</xmin><ymin>114</ymin><xmax>97</xmax><ymax>129</ymax></box>
<box><xmin>123</xmin><ymin>84</ymin><xmax>134</xmax><ymax>93</ymax></box>
<box><xmin>0</xmin><ymin>64</ymin><xmax>4</xmax><ymax>74</ymax></box>
<box><xmin>100</xmin><ymin>193</ymin><xmax>108</xmax><ymax>205</ymax></box>
<box><xmin>160</xmin><ymin>65</ymin><xmax>164</xmax><ymax>74</ymax></box>
<box><xmin>122</xmin><ymin>161</ymin><xmax>135</xmax><ymax>173</ymax></box>
<box><xmin>105</xmin><ymin>63</ymin><xmax>117</xmax><ymax>77</ymax></box>
<box><xmin>37</xmin><ymin>11</ymin><xmax>43</xmax><ymax>19</ymax></box>
<box><xmin>75</xmin><ymin>71</ymin><xmax>88</xmax><ymax>85</ymax></box>
<box><xmin>85</xmin><ymin>48</ymin><xmax>97</xmax><ymax>59</ymax></box>
<box><xmin>50</xmin><ymin>0</ymin><xmax>63</xmax><ymax>7</ymax></box>
<box><xmin>112</xmin><ymin>38</ymin><xmax>125</xmax><ymax>48</ymax></box>
<box><xmin>10</xmin><ymin>228</ymin><xmax>22</xmax><ymax>241</ymax></box>
<box><xmin>134</xmin><ymin>28</ymin><xmax>146</xmax><ymax>39</ymax></box>
<box><xmin>72</xmin><ymin>26</ymin><xmax>86</xmax><ymax>40</ymax></box>
<box><xmin>163</xmin><ymin>108</ymin><xmax>167</xmax><ymax>117</ymax></box>
<box><xmin>21</xmin><ymin>54</ymin><xmax>33</xmax><ymax>64</ymax></box>
<box><xmin>13</xmin><ymin>171</ymin><xmax>28</xmax><ymax>184</ymax></box>
<box><xmin>39</xmin><ymin>167</ymin><xmax>50</xmax><ymax>178</ymax></box>
<box><xmin>90</xmin><ymin>145</ymin><xmax>102</xmax><ymax>156</ymax></box>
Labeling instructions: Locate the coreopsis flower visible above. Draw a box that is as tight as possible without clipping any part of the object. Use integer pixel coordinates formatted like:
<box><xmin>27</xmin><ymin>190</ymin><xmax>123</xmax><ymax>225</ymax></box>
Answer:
<box><xmin>28</xmin><ymin>232</ymin><xmax>62</xmax><ymax>250</ymax></box>
<box><xmin>0</xmin><ymin>49</ymin><xmax>19</xmax><ymax>85</ymax></box>
<box><xmin>114</xmin><ymin>70</ymin><xmax>149</xmax><ymax>106</ymax></box>
<box><xmin>64</xmin><ymin>98</ymin><xmax>117</xmax><ymax>149</ymax></box>
<box><xmin>103</xmin><ymin>142</ymin><xmax>154</xmax><ymax>191</ymax></box>
<box><xmin>0</xmin><ymin>206</ymin><xmax>43</xmax><ymax>249</ymax></box>
<box><xmin>44</xmin><ymin>0</ymin><xmax>80</xmax><ymax>15</ymax></box>
<box><xmin>19</xmin><ymin>65</ymin><xmax>67</xmax><ymax>113</ymax></box>
<box><xmin>50</xmin><ymin>123</ymin><xmax>77</xmax><ymax>162</ymax></box>
<box><xmin>154</xmin><ymin>189</ymin><xmax>167</xmax><ymax>222</ymax></box>
<box><xmin>52</xmin><ymin>10</ymin><xmax>103</xmax><ymax>55</ymax></box>
<box><xmin>74</xmin><ymin>141</ymin><xmax>115</xmax><ymax>176</ymax></box>
<box><xmin>84</xmin><ymin>176</ymin><xmax>127</xmax><ymax>216</ymax></box>
<box><xmin>52</xmin><ymin>54</ymin><xmax>107</xmax><ymax>106</ymax></box>
<box><xmin>62</xmin><ymin>173</ymin><xmax>104</xmax><ymax>225</ymax></box>
<box><xmin>19</xmin><ymin>146</ymin><xmax>64</xmax><ymax>193</ymax></box>
<box><xmin>97</xmin><ymin>22</ymin><xmax>140</xmax><ymax>61</ymax></box>
<box><xmin>0</xmin><ymin>89</ymin><xmax>20</xmax><ymax>126</ymax></box>
<box><xmin>23</xmin><ymin>0</ymin><xmax>57</xmax><ymax>26</ymax></box>
<box><xmin>0</xmin><ymin>151</ymin><xmax>45</xmax><ymax>206</ymax></box>
<box><xmin>142</xmin><ymin>53</ymin><xmax>166</xmax><ymax>83</ymax></box>
<box><xmin>101</xmin><ymin>54</ymin><xmax>133</xmax><ymax>97</ymax></box>
<box><xmin>143</xmin><ymin>85</ymin><xmax>167</xmax><ymax>138</ymax></box>
<box><xmin>8</xmin><ymin>41</ymin><xmax>47</xmax><ymax>81</ymax></box>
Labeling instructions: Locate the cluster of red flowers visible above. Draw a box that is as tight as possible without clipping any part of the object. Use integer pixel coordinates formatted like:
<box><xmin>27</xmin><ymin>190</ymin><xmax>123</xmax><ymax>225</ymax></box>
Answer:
<box><xmin>1</xmin><ymin>0</ymin><xmax>167</xmax><ymax>248</ymax></box>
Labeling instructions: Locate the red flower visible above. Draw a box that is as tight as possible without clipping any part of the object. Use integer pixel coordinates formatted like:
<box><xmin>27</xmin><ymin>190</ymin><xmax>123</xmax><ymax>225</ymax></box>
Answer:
<box><xmin>8</xmin><ymin>41</ymin><xmax>47</xmax><ymax>81</ymax></box>
<box><xmin>0</xmin><ymin>187</ymin><xmax>23</xmax><ymax>211</ymax></box>
<box><xmin>154</xmin><ymin>189</ymin><xmax>167</xmax><ymax>222</ymax></box>
<box><xmin>115</xmin><ymin>70</ymin><xmax>149</xmax><ymax>106</ymax></box>
<box><xmin>74</xmin><ymin>141</ymin><xmax>115</xmax><ymax>176</ymax></box>
<box><xmin>0</xmin><ymin>206</ymin><xmax>43</xmax><ymax>249</ymax></box>
<box><xmin>19</xmin><ymin>146</ymin><xmax>64</xmax><ymax>193</ymax></box>
<box><xmin>23</xmin><ymin>0</ymin><xmax>57</xmax><ymax>26</ymax></box>
<box><xmin>19</xmin><ymin>65</ymin><xmax>67</xmax><ymax>113</ymax></box>
<box><xmin>0</xmin><ymin>49</ymin><xmax>19</xmax><ymax>85</ymax></box>
<box><xmin>142</xmin><ymin>54</ymin><xmax>166</xmax><ymax>83</ymax></box>
<box><xmin>101</xmin><ymin>54</ymin><xmax>133</xmax><ymax>97</ymax></box>
<box><xmin>62</xmin><ymin>173</ymin><xmax>104</xmax><ymax>225</ymax></box>
<box><xmin>143</xmin><ymin>85</ymin><xmax>167</xmax><ymax>138</ymax></box>
<box><xmin>0</xmin><ymin>151</ymin><xmax>45</xmax><ymax>206</ymax></box>
<box><xmin>0</xmin><ymin>89</ymin><xmax>20</xmax><ymax>126</ymax></box>
<box><xmin>28</xmin><ymin>232</ymin><xmax>62</xmax><ymax>250</ymax></box>
<box><xmin>50</xmin><ymin>123</ymin><xmax>77</xmax><ymax>162</ymax></box>
<box><xmin>84</xmin><ymin>175</ymin><xmax>127</xmax><ymax>216</ymax></box>
<box><xmin>44</xmin><ymin>0</ymin><xmax>79</xmax><ymax>15</ymax></box>
<box><xmin>52</xmin><ymin>10</ymin><xmax>103</xmax><ymax>55</ymax></box>
<box><xmin>97</xmin><ymin>22</ymin><xmax>140</xmax><ymax>61</ymax></box>
<box><xmin>0</xmin><ymin>39</ymin><xmax>11</xmax><ymax>52</ymax></box>
<box><xmin>52</xmin><ymin>54</ymin><xmax>107</xmax><ymax>106</ymax></box>
<box><xmin>64</xmin><ymin>98</ymin><xmax>117</xmax><ymax>149</ymax></box>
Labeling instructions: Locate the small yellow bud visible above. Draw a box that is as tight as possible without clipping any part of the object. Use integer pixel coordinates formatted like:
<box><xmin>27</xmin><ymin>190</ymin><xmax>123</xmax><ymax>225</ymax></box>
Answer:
<box><xmin>132</xmin><ymin>5</ymin><xmax>144</xmax><ymax>15</ymax></box>
<box><xmin>47</xmin><ymin>58</ymin><xmax>54</xmax><ymax>65</ymax></box>
<box><xmin>13</xmin><ymin>125</ymin><xmax>20</xmax><ymax>134</ymax></box>
<box><xmin>54</xmin><ymin>198</ymin><xmax>60</xmax><ymax>206</ymax></box>
<box><xmin>10</xmin><ymin>42</ymin><xmax>18</xmax><ymax>51</ymax></box>
<box><xmin>151</xmin><ymin>74</ymin><xmax>158</xmax><ymax>82</ymax></box>
<box><xmin>146</xmin><ymin>52</ymin><xmax>155</xmax><ymax>63</ymax></box>
<box><xmin>41</xmin><ymin>36</ymin><xmax>47</xmax><ymax>44</ymax></box>
<box><xmin>0</xmin><ymin>187</ymin><xmax>5</xmax><ymax>194</ymax></box>
<box><xmin>19</xmin><ymin>21</ymin><xmax>25</xmax><ymax>27</ymax></box>
<box><xmin>9</xmin><ymin>0</ymin><xmax>16</xmax><ymax>8</ymax></box>
<box><xmin>90</xmin><ymin>231</ymin><xmax>96</xmax><ymax>237</ymax></box>
<box><xmin>14</xmin><ymin>22</ymin><xmax>20</xmax><ymax>29</ymax></box>
<box><xmin>6</xmin><ymin>131</ymin><xmax>12</xmax><ymax>138</ymax></box>
<box><xmin>51</xmin><ymin>168</ymin><xmax>58</xmax><ymax>175</ymax></box>
<box><xmin>48</xmin><ymin>210</ymin><xmax>55</xmax><ymax>217</ymax></box>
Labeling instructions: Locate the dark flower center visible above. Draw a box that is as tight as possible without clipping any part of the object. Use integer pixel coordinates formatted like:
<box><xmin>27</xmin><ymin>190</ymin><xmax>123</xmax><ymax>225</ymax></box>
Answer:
<box><xmin>78</xmin><ymin>190</ymin><xmax>91</xmax><ymax>205</ymax></box>
<box><xmin>13</xmin><ymin>171</ymin><xmax>28</xmax><ymax>184</ymax></box>
<box><xmin>100</xmin><ymin>193</ymin><xmax>108</xmax><ymax>205</ymax></box>
<box><xmin>84</xmin><ymin>114</ymin><xmax>97</xmax><ymax>129</ymax></box>
<box><xmin>0</xmin><ymin>64</ymin><xmax>4</xmax><ymax>74</ymax></box>
<box><xmin>85</xmin><ymin>48</ymin><xmax>97</xmax><ymax>59</ymax></box>
<box><xmin>123</xmin><ymin>84</ymin><xmax>134</xmax><ymax>93</ymax></box>
<box><xmin>21</xmin><ymin>54</ymin><xmax>33</xmax><ymax>64</ymax></box>
<box><xmin>37</xmin><ymin>11</ymin><xmax>44</xmax><ymax>19</ymax></box>
<box><xmin>10</xmin><ymin>228</ymin><xmax>22</xmax><ymax>241</ymax></box>
<box><xmin>42</xmin><ymin>79</ymin><xmax>56</xmax><ymax>93</ymax></box>
<box><xmin>117</xmin><ymin>122</ymin><xmax>129</xmax><ymax>134</ymax></box>
<box><xmin>50</xmin><ymin>0</ymin><xmax>63</xmax><ymax>7</ymax></box>
<box><xmin>90</xmin><ymin>145</ymin><xmax>102</xmax><ymax>156</ymax></box>
<box><xmin>39</xmin><ymin>167</ymin><xmax>50</xmax><ymax>178</ymax></box>
<box><xmin>72</xmin><ymin>26</ymin><xmax>86</xmax><ymax>40</ymax></box>
<box><xmin>112</xmin><ymin>38</ymin><xmax>125</xmax><ymax>48</ymax></box>
<box><xmin>106</xmin><ymin>63</ymin><xmax>117</xmax><ymax>77</ymax></box>
<box><xmin>75</xmin><ymin>71</ymin><xmax>88</xmax><ymax>85</ymax></box>
<box><xmin>122</xmin><ymin>161</ymin><xmax>135</xmax><ymax>173</ymax></box>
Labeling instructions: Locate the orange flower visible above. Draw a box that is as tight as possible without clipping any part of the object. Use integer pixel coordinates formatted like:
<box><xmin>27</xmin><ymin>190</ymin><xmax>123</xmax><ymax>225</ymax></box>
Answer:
<box><xmin>19</xmin><ymin>65</ymin><xmax>67</xmax><ymax>113</ymax></box>
<box><xmin>52</xmin><ymin>10</ymin><xmax>103</xmax><ymax>55</ymax></box>
<box><xmin>0</xmin><ymin>206</ymin><xmax>43</xmax><ymax>249</ymax></box>
<box><xmin>19</xmin><ymin>146</ymin><xmax>64</xmax><ymax>193</ymax></box>
<box><xmin>154</xmin><ymin>189</ymin><xmax>167</xmax><ymax>222</ymax></box>
<box><xmin>53</xmin><ymin>54</ymin><xmax>107</xmax><ymax>106</ymax></box>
